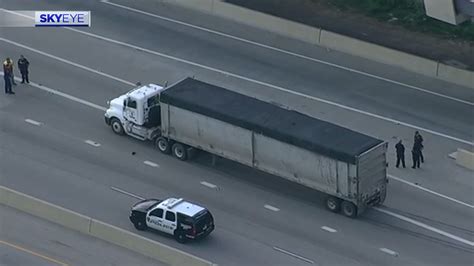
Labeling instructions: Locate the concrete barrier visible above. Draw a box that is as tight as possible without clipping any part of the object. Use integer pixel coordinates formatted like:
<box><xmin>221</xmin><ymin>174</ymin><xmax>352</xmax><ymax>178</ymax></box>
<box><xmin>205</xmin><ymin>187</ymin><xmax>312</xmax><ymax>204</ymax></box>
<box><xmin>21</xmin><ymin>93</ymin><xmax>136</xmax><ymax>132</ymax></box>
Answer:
<box><xmin>90</xmin><ymin>219</ymin><xmax>213</xmax><ymax>266</ymax></box>
<box><xmin>164</xmin><ymin>0</ymin><xmax>474</xmax><ymax>89</ymax></box>
<box><xmin>160</xmin><ymin>0</ymin><xmax>215</xmax><ymax>13</ymax></box>
<box><xmin>319</xmin><ymin>30</ymin><xmax>439</xmax><ymax>77</ymax></box>
<box><xmin>213</xmin><ymin>1</ymin><xmax>320</xmax><ymax>45</ymax></box>
<box><xmin>456</xmin><ymin>148</ymin><xmax>474</xmax><ymax>171</ymax></box>
<box><xmin>163</xmin><ymin>0</ymin><xmax>319</xmax><ymax>44</ymax></box>
<box><xmin>0</xmin><ymin>186</ymin><xmax>92</xmax><ymax>234</ymax></box>
<box><xmin>437</xmin><ymin>63</ymin><xmax>474</xmax><ymax>89</ymax></box>
<box><xmin>0</xmin><ymin>186</ymin><xmax>216</xmax><ymax>266</ymax></box>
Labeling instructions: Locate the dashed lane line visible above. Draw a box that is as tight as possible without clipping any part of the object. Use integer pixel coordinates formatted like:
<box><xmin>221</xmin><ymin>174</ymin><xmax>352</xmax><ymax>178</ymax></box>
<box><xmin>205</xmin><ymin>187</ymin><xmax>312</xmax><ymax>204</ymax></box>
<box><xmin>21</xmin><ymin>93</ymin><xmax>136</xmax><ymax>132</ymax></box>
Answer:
<box><xmin>379</xmin><ymin>248</ymin><xmax>399</xmax><ymax>257</ymax></box>
<box><xmin>264</xmin><ymin>204</ymin><xmax>280</xmax><ymax>212</ymax></box>
<box><xmin>143</xmin><ymin>160</ymin><xmax>159</xmax><ymax>167</ymax></box>
<box><xmin>25</xmin><ymin>119</ymin><xmax>42</xmax><ymax>126</ymax></box>
<box><xmin>200</xmin><ymin>181</ymin><xmax>218</xmax><ymax>189</ymax></box>
<box><xmin>321</xmin><ymin>226</ymin><xmax>337</xmax><ymax>233</ymax></box>
<box><xmin>100</xmin><ymin>1</ymin><xmax>473</xmax><ymax>106</ymax></box>
<box><xmin>84</xmin><ymin>140</ymin><xmax>101</xmax><ymax>147</ymax></box>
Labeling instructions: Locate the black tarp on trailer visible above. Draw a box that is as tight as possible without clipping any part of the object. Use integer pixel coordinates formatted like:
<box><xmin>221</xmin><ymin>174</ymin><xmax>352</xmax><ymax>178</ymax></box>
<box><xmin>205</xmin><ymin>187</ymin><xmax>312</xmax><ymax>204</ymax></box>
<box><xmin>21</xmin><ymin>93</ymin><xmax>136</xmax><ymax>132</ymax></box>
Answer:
<box><xmin>161</xmin><ymin>78</ymin><xmax>383</xmax><ymax>164</ymax></box>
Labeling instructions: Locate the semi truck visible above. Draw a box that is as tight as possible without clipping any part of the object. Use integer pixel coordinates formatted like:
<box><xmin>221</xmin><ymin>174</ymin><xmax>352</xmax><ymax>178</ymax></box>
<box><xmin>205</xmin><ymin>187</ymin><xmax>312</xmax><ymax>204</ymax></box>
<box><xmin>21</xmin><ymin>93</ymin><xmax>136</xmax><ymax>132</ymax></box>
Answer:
<box><xmin>105</xmin><ymin>77</ymin><xmax>388</xmax><ymax>218</ymax></box>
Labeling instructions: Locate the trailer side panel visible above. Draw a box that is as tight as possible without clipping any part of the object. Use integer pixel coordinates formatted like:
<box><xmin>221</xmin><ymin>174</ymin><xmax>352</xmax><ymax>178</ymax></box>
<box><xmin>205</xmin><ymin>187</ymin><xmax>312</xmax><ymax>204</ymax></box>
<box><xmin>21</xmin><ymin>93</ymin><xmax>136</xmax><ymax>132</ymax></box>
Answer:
<box><xmin>165</xmin><ymin>105</ymin><xmax>254</xmax><ymax>166</ymax></box>
<box><xmin>253</xmin><ymin>133</ymin><xmax>342</xmax><ymax>195</ymax></box>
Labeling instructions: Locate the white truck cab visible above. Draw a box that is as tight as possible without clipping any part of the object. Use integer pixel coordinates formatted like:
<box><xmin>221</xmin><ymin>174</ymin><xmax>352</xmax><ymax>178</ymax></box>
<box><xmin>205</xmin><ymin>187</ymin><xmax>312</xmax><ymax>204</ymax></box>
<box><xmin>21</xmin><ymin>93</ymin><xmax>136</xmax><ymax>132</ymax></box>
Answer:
<box><xmin>105</xmin><ymin>83</ymin><xmax>165</xmax><ymax>141</ymax></box>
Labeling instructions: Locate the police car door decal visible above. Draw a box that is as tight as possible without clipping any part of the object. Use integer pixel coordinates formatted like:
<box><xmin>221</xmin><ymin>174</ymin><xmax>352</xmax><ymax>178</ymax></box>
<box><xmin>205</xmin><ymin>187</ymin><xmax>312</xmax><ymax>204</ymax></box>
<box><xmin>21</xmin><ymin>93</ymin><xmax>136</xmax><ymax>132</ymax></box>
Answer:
<box><xmin>147</xmin><ymin>208</ymin><xmax>164</xmax><ymax>231</ymax></box>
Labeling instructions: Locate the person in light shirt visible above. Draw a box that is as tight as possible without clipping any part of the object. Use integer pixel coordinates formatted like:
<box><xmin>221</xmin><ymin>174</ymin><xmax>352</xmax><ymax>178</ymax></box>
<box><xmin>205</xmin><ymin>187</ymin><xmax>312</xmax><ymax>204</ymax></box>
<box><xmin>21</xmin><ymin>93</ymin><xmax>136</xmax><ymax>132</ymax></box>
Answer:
<box><xmin>3</xmin><ymin>58</ymin><xmax>14</xmax><ymax>94</ymax></box>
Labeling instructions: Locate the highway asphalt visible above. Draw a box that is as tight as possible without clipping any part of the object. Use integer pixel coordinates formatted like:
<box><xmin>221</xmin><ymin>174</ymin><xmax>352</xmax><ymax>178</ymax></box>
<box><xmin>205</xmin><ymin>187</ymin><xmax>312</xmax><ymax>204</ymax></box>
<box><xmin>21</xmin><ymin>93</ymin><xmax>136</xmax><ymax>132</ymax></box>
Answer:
<box><xmin>0</xmin><ymin>205</ymin><xmax>163</xmax><ymax>266</ymax></box>
<box><xmin>0</xmin><ymin>0</ymin><xmax>473</xmax><ymax>265</ymax></box>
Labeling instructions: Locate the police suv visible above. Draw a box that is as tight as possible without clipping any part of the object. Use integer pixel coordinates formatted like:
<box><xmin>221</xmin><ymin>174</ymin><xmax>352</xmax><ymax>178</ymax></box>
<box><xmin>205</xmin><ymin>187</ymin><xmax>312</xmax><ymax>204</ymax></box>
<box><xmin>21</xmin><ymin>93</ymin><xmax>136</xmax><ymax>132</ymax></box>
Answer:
<box><xmin>129</xmin><ymin>197</ymin><xmax>214</xmax><ymax>243</ymax></box>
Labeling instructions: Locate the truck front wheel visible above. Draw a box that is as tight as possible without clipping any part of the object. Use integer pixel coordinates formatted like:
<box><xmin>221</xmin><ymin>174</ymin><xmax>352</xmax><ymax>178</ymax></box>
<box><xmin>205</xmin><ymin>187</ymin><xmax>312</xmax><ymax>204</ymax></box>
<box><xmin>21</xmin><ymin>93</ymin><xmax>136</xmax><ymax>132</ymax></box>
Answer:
<box><xmin>341</xmin><ymin>201</ymin><xmax>358</xmax><ymax>218</ymax></box>
<box><xmin>110</xmin><ymin>118</ymin><xmax>124</xmax><ymax>135</ymax></box>
<box><xmin>325</xmin><ymin>196</ymin><xmax>341</xmax><ymax>213</ymax></box>
<box><xmin>155</xmin><ymin>137</ymin><xmax>171</xmax><ymax>154</ymax></box>
<box><xmin>172</xmin><ymin>143</ymin><xmax>188</xmax><ymax>161</ymax></box>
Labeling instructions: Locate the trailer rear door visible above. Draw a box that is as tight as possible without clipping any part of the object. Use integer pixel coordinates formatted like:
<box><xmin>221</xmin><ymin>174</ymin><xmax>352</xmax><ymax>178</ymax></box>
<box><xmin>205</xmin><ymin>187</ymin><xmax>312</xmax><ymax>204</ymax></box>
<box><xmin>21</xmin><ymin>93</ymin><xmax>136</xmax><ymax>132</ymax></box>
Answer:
<box><xmin>356</xmin><ymin>142</ymin><xmax>388</xmax><ymax>204</ymax></box>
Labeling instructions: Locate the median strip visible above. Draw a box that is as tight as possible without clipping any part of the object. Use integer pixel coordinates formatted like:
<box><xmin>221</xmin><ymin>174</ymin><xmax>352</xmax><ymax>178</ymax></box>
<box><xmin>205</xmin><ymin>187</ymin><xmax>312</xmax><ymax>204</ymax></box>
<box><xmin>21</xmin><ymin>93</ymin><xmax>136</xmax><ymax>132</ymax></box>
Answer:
<box><xmin>0</xmin><ymin>185</ymin><xmax>217</xmax><ymax>266</ymax></box>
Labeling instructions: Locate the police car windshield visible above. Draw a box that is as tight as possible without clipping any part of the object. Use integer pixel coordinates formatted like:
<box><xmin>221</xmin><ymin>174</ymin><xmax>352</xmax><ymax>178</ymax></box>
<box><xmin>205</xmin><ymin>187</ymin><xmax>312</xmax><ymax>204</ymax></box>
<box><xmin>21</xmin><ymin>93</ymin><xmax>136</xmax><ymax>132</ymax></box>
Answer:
<box><xmin>147</xmin><ymin>202</ymin><xmax>160</xmax><ymax>211</ymax></box>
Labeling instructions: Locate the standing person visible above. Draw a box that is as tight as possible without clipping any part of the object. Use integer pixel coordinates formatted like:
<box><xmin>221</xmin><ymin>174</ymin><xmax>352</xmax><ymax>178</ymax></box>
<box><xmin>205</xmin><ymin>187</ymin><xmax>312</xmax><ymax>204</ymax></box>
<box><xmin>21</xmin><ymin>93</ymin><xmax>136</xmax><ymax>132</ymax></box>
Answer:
<box><xmin>414</xmin><ymin>131</ymin><xmax>424</xmax><ymax>163</ymax></box>
<box><xmin>7</xmin><ymin>58</ymin><xmax>17</xmax><ymax>86</ymax></box>
<box><xmin>395</xmin><ymin>140</ymin><xmax>406</xmax><ymax>168</ymax></box>
<box><xmin>3</xmin><ymin>58</ymin><xmax>13</xmax><ymax>94</ymax></box>
<box><xmin>17</xmin><ymin>55</ymin><xmax>30</xmax><ymax>84</ymax></box>
<box><xmin>411</xmin><ymin>141</ymin><xmax>422</xmax><ymax>169</ymax></box>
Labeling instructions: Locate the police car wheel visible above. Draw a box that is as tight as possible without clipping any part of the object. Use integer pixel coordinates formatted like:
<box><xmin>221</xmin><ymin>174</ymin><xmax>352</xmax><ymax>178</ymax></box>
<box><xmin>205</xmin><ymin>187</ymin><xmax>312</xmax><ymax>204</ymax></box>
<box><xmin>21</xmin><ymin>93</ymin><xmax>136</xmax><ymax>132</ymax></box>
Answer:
<box><xmin>341</xmin><ymin>201</ymin><xmax>358</xmax><ymax>218</ymax></box>
<box><xmin>174</xmin><ymin>231</ymin><xmax>187</xmax><ymax>243</ymax></box>
<box><xmin>172</xmin><ymin>143</ymin><xmax>188</xmax><ymax>161</ymax></box>
<box><xmin>325</xmin><ymin>196</ymin><xmax>341</xmax><ymax>213</ymax></box>
<box><xmin>134</xmin><ymin>220</ymin><xmax>147</xmax><ymax>231</ymax></box>
<box><xmin>110</xmin><ymin>118</ymin><xmax>124</xmax><ymax>135</ymax></box>
<box><xmin>155</xmin><ymin>137</ymin><xmax>171</xmax><ymax>154</ymax></box>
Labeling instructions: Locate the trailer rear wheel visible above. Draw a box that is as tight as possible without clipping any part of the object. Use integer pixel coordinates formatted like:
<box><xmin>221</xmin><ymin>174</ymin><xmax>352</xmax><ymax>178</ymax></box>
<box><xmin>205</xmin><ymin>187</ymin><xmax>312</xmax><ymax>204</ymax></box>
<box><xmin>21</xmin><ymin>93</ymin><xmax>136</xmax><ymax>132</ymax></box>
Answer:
<box><xmin>325</xmin><ymin>196</ymin><xmax>341</xmax><ymax>213</ymax></box>
<box><xmin>341</xmin><ymin>201</ymin><xmax>358</xmax><ymax>218</ymax></box>
<box><xmin>172</xmin><ymin>143</ymin><xmax>188</xmax><ymax>161</ymax></box>
<box><xmin>110</xmin><ymin>118</ymin><xmax>124</xmax><ymax>135</ymax></box>
<box><xmin>155</xmin><ymin>137</ymin><xmax>171</xmax><ymax>154</ymax></box>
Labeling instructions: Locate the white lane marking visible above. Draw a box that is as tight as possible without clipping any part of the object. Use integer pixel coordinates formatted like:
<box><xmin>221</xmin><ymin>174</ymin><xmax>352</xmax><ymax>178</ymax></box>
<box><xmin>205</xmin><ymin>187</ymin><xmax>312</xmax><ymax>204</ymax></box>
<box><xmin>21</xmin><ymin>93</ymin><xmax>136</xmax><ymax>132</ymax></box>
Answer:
<box><xmin>143</xmin><ymin>160</ymin><xmax>159</xmax><ymax>167</ymax></box>
<box><xmin>273</xmin><ymin>246</ymin><xmax>314</xmax><ymax>264</ymax></box>
<box><xmin>0</xmin><ymin>31</ymin><xmax>472</xmax><ymax>146</ymax></box>
<box><xmin>0</xmin><ymin>73</ymin><xmax>106</xmax><ymax>111</ymax></box>
<box><xmin>25</xmin><ymin>119</ymin><xmax>42</xmax><ymax>126</ymax></box>
<box><xmin>321</xmin><ymin>226</ymin><xmax>337</xmax><ymax>233</ymax></box>
<box><xmin>264</xmin><ymin>204</ymin><xmax>280</xmax><ymax>212</ymax></box>
<box><xmin>200</xmin><ymin>181</ymin><xmax>217</xmax><ymax>189</ymax></box>
<box><xmin>100</xmin><ymin>1</ymin><xmax>473</xmax><ymax>106</ymax></box>
<box><xmin>110</xmin><ymin>186</ymin><xmax>145</xmax><ymax>200</ymax></box>
<box><xmin>379</xmin><ymin>248</ymin><xmax>399</xmax><ymax>257</ymax></box>
<box><xmin>388</xmin><ymin>174</ymin><xmax>474</xmax><ymax>209</ymax></box>
<box><xmin>0</xmin><ymin>39</ymin><xmax>135</xmax><ymax>86</ymax></box>
<box><xmin>374</xmin><ymin>207</ymin><xmax>474</xmax><ymax>247</ymax></box>
<box><xmin>85</xmin><ymin>140</ymin><xmax>101</xmax><ymax>147</ymax></box>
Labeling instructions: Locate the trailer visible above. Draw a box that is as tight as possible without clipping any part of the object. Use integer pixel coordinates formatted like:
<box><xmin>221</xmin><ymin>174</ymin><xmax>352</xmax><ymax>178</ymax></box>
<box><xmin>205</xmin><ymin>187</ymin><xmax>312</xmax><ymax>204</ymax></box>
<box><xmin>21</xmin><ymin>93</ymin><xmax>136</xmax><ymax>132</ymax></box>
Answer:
<box><xmin>105</xmin><ymin>77</ymin><xmax>388</xmax><ymax>217</ymax></box>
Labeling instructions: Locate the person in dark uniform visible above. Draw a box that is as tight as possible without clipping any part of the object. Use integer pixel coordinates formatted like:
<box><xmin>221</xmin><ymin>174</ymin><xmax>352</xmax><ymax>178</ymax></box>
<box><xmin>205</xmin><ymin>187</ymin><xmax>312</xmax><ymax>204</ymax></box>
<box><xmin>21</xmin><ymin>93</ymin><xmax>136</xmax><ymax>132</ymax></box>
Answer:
<box><xmin>414</xmin><ymin>131</ymin><xmax>424</xmax><ymax>163</ymax></box>
<box><xmin>395</xmin><ymin>140</ymin><xmax>406</xmax><ymax>168</ymax></box>
<box><xmin>411</xmin><ymin>141</ymin><xmax>422</xmax><ymax>169</ymax></box>
<box><xmin>17</xmin><ymin>55</ymin><xmax>30</xmax><ymax>84</ymax></box>
<box><xmin>3</xmin><ymin>58</ymin><xmax>13</xmax><ymax>94</ymax></box>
